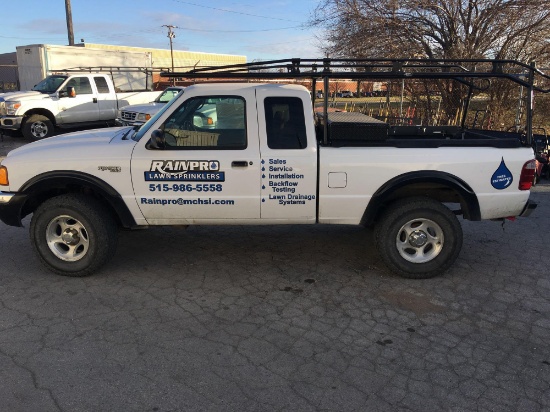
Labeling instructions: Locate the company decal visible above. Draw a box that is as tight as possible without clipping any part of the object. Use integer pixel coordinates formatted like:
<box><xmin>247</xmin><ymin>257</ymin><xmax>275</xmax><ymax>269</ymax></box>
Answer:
<box><xmin>98</xmin><ymin>166</ymin><xmax>121</xmax><ymax>173</ymax></box>
<box><xmin>144</xmin><ymin>160</ymin><xmax>225</xmax><ymax>182</ymax></box>
<box><xmin>491</xmin><ymin>158</ymin><xmax>513</xmax><ymax>190</ymax></box>
<box><xmin>261</xmin><ymin>158</ymin><xmax>316</xmax><ymax>206</ymax></box>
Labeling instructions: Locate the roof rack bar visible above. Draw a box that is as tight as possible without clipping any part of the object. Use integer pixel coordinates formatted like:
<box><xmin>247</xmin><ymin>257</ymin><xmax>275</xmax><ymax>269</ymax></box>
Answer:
<box><xmin>158</xmin><ymin>58</ymin><xmax>550</xmax><ymax>93</ymax></box>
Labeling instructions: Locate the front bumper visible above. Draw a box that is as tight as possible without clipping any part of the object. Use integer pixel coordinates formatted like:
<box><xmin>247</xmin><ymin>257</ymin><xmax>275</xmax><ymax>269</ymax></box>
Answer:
<box><xmin>0</xmin><ymin>116</ymin><xmax>23</xmax><ymax>130</ymax></box>
<box><xmin>0</xmin><ymin>190</ymin><xmax>27</xmax><ymax>227</ymax></box>
<box><xmin>519</xmin><ymin>200</ymin><xmax>537</xmax><ymax>217</ymax></box>
<box><xmin>115</xmin><ymin>118</ymin><xmax>145</xmax><ymax>127</ymax></box>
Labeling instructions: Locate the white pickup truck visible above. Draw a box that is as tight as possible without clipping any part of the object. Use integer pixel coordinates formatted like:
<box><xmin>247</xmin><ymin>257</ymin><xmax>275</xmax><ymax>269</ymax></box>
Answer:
<box><xmin>116</xmin><ymin>86</ymin><xmax>185</xmax><ymax>127</ymax></box>
<box><xmin>0</xmin><ymin>58</ymin><xmax>545</xmax><ymax>279</ymax></box>
<box><xmin>0</xmin><ymin>73</ymin><xmax>160</xmax><ymax>140</ymax></box>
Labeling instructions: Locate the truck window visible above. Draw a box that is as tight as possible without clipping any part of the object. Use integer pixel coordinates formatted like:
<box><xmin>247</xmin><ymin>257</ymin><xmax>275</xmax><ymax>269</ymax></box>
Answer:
<box><xmin>160</xmin><ymin>96</ymin><xmax>247</xmax><ymax>150</ymax></box>
<box><xmin>264</xmin><ymin>97</ymin><xmax>307</xmax><ymax>149</ymax></box>
<box><xmin>93</xmin><ymin>77</ymin><xmax>110</xmax><ymax>94</ymax></box>
<box><xmin>156</xmin><ymin>88</ymin><xmax>183</xmax><ymax>103</ymax></box>
<box><xmin>32</xmin><ymin>75</ymin><xmax>67</xmax><ymax>93</ymax></box>
<box><xmin>65</xmin><ymin>77</ymin><xmax>93</xmax><ymax>95</ymax></box>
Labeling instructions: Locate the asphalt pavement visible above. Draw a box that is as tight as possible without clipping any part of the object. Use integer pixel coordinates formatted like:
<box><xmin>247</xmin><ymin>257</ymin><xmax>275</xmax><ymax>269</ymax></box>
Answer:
<box><xmin>0</xmin><ymin>134</ymin><xmax>549</xmax><ymax>411</ymax></box>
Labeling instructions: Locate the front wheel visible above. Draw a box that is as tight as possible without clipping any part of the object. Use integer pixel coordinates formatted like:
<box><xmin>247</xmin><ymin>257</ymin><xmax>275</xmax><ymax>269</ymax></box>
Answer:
<box><xmin>374</xmin><ymin>197</ymin><xmax>463</xmax><ymax>279</ymax></box>
<box><xmin>22</xmin><ymin>114</ymin><xmax>54</xmax><ymax>140</ymax></box>
<box><xmin>30</xmin><ymin>194</ymin><xmax>118</xmax><ymax>276</ymax></box>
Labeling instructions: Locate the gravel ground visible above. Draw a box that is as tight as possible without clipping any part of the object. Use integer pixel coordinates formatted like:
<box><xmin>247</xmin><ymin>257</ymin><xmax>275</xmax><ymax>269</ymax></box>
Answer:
<box><xmin>1</xmin><ymin>130</ymin><xmax>549</xmax><ymax>411</ymax></box>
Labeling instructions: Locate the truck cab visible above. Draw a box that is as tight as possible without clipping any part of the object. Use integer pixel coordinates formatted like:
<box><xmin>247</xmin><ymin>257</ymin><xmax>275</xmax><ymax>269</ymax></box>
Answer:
<box><xmin>130</xmin><ymin>83</ymin><xmax>318</xmax><ymax>224</ymax></box>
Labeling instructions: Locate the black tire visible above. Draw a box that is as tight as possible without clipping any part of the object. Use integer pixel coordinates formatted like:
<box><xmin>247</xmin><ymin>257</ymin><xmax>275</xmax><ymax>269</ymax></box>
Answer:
<box><xmin>30</xmin><ymin>194</ymin><xmax>118</xmax><ymax>277</ymax></box>
<box><xmin>22</xmin><ymin>114</ymin><xmax>54</xmax><ymax>140</ymax></box>
<box><xmin>374</xmin><ymin>197</ymin><xmax>463</xmax><ymax>279</ymax></box>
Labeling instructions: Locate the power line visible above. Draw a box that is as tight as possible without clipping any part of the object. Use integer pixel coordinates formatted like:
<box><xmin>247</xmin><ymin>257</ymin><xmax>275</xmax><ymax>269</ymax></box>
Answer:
<box><xmin>169</xmin><ymin>0</ymin><xmax>304</xmax><ymax>23</ymax></box>
<box><xmin>181</xmin><ymin>25</ymin><xmax>305</xmax><ymax>33</ymax></box>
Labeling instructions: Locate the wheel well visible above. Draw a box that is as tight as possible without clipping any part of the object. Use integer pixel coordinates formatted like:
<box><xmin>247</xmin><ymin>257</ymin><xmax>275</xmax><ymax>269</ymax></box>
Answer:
<box><xmin>361</xmin><ymin>172</ymin><xmax>481</xmax><ymax>227</ymax></box>
<box><xmin>23</xmin><ymin>109</ymin><xmax>56</xmax><ymax>126</ymax></box>
<box><xmin>19</xmin><ymin>172</ymin><xmax>137</xmax><ymax>228</ymax></box>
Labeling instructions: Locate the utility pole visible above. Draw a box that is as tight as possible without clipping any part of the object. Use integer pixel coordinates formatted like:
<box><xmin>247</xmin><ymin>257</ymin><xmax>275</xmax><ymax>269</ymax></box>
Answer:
<box><xmin>162</xmin><ymin>25</ymin><xmax>178</xmax><ymax>85</ymax></box>
<box><xmin>65</xmin><ymin>0</ymin><xmax>75</xmax><ymax>46</ymax></box>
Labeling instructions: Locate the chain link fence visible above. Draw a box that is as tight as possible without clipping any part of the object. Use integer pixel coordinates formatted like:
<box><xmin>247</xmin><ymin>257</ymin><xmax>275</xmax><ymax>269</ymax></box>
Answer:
<box><xmin>0</xmin><ymin>65</ymin><xmax>19</xmax><ymax>92</ymax></box>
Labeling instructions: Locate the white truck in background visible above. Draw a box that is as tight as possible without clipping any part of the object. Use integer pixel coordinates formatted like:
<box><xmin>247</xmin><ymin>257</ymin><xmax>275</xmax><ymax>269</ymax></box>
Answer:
<box><xmin>116</xmin><ymin>86</ymin><xmax>185</xmax><ymax>127</ymax></box>
<box><xmin>0</xmin><ymin>44</ymin><xmax>160</xmax><ymax>140</ymax></box>
<box><xmin>0</xmin><ymin>72</ymin><xmax>160</xmax><ymax>140</ymax></box>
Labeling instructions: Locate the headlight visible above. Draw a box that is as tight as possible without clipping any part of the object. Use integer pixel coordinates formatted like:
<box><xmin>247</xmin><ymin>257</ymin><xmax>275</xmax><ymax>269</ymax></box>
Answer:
<box><xmin>136</xmin><ymin>113</ymin><xmax>151</xmax><ymax>122</ymax></box>
<box><xmin>6</xmin><ymin>101</ymin><xmax>21</xmax><ymax>115</ymax></box>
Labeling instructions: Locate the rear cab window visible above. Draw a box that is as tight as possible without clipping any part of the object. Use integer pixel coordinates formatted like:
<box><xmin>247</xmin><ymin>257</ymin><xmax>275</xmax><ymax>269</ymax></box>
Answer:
<box><xmin>264</xmin><ymin>97</ymin><xmax>308</xmax><ymax>149</ymax></box>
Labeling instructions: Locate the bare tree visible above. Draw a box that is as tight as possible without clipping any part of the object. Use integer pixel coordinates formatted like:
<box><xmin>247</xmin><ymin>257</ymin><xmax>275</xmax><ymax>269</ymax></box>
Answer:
<box><xmin>311</xmin><ymin>0</ymin><xmax>550</xmax><ymax>62</ymax></box>
<box><xmin>311</xmin><ymin>0</ymin><xmax>550</xmax><ymax>129</ymax></box>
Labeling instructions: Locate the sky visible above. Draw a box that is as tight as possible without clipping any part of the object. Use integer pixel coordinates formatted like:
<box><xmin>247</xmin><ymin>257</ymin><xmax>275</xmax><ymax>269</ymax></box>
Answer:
<box><xmin>0</xmin><ymin>0</ymin><xmax>325</xmax><ymax>61</ymax></box>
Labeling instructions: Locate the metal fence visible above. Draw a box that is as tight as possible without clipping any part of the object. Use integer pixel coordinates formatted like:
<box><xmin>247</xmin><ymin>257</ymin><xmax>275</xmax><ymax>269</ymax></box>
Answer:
<box><xmin>0</xmin><ymin>65</ymin><xmax>19</xmax><ymax>92</ymax></box>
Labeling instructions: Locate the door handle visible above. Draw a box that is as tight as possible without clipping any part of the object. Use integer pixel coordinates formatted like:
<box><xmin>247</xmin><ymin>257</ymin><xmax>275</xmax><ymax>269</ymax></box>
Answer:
<box><xmin>93</xmin><ymin>98</ymin><xmax>98</xmax><ymax>103</ymax></box>
<box><xmin>231</xmin><ymin>161</ymin><xmax>249</xmax><ymax>167</ymax></box>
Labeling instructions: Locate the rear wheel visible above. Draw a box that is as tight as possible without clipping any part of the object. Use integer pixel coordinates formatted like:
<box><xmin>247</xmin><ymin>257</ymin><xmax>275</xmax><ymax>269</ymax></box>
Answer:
<box><xmin>374</xmin><ymin>197</ymin><xmax>463</xmax><ymax>279</ymax></box>
<box><xmin>22</xmin><ymin>114</ymin><xmax>54</xmax><ymax>140</ymax></box>
<box><xmin>30</xmin><ymin>194</ymin><xmax>118</xmax><ymax>276</ymax></box>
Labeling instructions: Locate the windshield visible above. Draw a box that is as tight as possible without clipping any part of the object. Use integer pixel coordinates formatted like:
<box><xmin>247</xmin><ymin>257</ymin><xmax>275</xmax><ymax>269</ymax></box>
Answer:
<box><xmin>155</xmin><ymin>88</ymin><xmax>183</xmax><ymax>104</ymax></box>
<box><xmin>32</xmin><ymin>76</ymin><xmax>67</xmax><ymax>93</ymax></box>
<box><xmin>132</xmin><ymin>94</ymin><xmax>182</xmax><ymax>141</ymax></box>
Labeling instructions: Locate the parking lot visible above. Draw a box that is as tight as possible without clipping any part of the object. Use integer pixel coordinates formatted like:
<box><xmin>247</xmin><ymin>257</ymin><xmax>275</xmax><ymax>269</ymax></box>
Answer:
<box><xmin>1</xmin><ymin>134</ymin><xmax>549</xmax><ymax>411</ymax></box>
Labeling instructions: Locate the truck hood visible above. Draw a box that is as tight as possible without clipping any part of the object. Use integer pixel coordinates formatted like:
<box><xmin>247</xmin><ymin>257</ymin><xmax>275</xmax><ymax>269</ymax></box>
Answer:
<box><xmin>7</xmin><ymin>127</ymin><xmax>132</xmax><ymax>159</ymax></box>
<box><xmin>0</xmin><ymin>90</ymin><xmax>46</xmax><ymax>101</ymax></box>
<box><xmin>120</xmin><ymin>102</ymin><xmax>164</xmax><ymax>115</ymax></box>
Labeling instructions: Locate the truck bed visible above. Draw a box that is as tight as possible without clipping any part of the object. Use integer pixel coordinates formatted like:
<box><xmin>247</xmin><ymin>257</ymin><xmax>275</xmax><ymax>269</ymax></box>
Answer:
<box><xmin>315</xmin><ymin>112</ymin><xmax>522</xmax><ymax>149</ymax></box>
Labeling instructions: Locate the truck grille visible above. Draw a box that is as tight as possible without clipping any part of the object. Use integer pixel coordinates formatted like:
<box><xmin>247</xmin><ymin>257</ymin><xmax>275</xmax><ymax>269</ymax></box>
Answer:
<box><xmin>120</xmin><ymin>111</ymin><xmax>137</xmax><ymax>121</ymax></box>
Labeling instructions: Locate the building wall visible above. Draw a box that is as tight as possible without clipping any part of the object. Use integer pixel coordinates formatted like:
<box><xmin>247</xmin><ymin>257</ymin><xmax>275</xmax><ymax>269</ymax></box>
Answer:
<box><xmin>81</xmin><ymin>43</ymin><xmax>247</xmax><ymax>90</ymax></box>
<box><xmin>81</xmin><ymin>43</ymin><xmax>246</xmax><ymax>70</ymax></box>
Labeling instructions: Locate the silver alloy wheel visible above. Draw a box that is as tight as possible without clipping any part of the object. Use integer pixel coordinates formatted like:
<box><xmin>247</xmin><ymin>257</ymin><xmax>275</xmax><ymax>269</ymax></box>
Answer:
<box><xmin>396</xmin><ymin>218</ymin><xmax>444</xmax><ymax>263</ymax></box>
<box><xmin>30</xmin><ymin>121</ymin><xmax>49</xmax><ymax>139</ymax></box>
<box><xmin>45</xmin><ymin>215</ymin><xmax>90</xmax><ymax>262</ymax></box>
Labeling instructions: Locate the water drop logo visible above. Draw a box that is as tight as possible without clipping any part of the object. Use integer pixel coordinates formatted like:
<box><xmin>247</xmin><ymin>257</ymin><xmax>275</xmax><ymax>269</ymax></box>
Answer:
<box><xmin>491</xmin><ymin>158</ymin><xmax>513</xmax><ymax>190</ymax></box>
<box><xmin>209</xmin><ymin>161</ymin><xmax>220</xmax><ymax>171</ymax></box>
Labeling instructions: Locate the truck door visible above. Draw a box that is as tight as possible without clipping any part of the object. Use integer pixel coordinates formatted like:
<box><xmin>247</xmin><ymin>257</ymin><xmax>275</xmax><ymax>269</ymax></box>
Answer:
<box><xmin>256</xmin><ymin>88</ymin><xmax>317</xmax><ymax>222</ymax></box>
<box><xmin>93</xmin><ymin>76</ymin><xmax>117</xmax><ymax>121</ymax></box>
<box><xmin>57</xmin><ymin>76</ymin><xmax>100</xmax><ymax>124</ymax></box>
<box><xmin>130</xmin><ymin>92</ymin><xmax>261</xmax><ymax>224</ymax></box>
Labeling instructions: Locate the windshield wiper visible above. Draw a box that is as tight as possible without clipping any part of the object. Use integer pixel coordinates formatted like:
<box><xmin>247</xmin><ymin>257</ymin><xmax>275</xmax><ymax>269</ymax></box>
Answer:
<box><xmin>121</xmin><ymin>127</ymin><xmax>134</xmax><ymax>140</ymax></box>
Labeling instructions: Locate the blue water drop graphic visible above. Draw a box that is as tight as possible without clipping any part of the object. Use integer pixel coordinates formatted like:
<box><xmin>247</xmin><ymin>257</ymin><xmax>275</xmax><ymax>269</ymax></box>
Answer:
<box><xmin>491</xmin><ymin>158</ymin><xmax>513</xmax><ymax>190</ymax></box>
<box><xmin>210</xmin><ymin>161</ymin><xmax>219</xmax><ymax>170</ymax></box>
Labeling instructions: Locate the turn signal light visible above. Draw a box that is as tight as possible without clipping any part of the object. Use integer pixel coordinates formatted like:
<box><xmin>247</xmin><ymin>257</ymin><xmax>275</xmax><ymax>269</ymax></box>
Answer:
<box><xmin>0</xmin><ymin>166</ymin><xmax>8</xmax><ymax>186</ymax></box>
<box><xmin>207</xmin><ymin>117</ymin><xmax>213</xmax><ymax>125</ymax></box>
<box><xmin>518</xmin><ymin>159</ymin><xmax>536</xmax><ymax>190</ymax></box>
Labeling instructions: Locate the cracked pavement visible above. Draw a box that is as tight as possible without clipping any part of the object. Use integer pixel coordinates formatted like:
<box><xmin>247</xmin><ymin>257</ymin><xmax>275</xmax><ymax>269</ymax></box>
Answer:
<box><xmin>1</xmin><ymin>135</ymin><xmax>550</xmax><ymax>411</ymax></box>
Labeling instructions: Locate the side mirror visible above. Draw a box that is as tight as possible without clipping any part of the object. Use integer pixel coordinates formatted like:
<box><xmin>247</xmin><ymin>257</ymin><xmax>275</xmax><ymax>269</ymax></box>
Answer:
<box><xmin>59</xmin><ymin>86</ymin><xmax>76</xmax><ymax>98</ymax></box>
<box><xmin>147</xmin><ymin>129</ymin><xmax>166</xmax><ymax>150</ymax></box>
